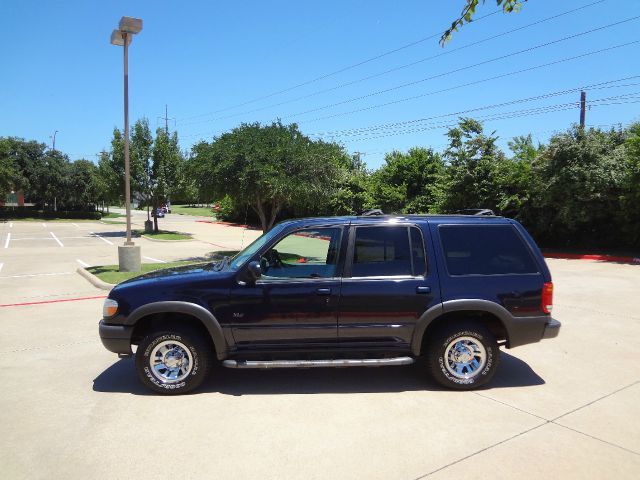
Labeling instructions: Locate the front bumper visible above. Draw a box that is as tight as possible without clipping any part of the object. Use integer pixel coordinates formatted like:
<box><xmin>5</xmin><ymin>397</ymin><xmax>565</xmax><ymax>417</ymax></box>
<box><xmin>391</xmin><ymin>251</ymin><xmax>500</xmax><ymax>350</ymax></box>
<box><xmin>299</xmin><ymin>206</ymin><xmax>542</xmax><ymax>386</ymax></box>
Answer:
<box><xmin>542</xmin><ymin>318</ymin><xmax>561</xmax><ymax>339</ymax></box>
<box><xmin>99</xmin><ymin>320</ymin><xmax>133</xmax><ymax>355</ymax></box>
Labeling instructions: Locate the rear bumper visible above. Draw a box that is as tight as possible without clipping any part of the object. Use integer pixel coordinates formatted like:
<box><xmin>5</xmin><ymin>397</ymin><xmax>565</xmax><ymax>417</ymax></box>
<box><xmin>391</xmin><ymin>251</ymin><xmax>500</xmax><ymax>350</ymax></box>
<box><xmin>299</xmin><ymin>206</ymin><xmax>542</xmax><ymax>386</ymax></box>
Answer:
<box><xmin>99</xmin><ymin>320</ymin><xmax>133</xmax><ymax>355</ymax></box>
<box><xmin>507</xmin><ymin>316</ymin><xmax>561</xmax><ymax>348</ymax></box>
<box><xmin>542</xmin><ymin>318</ymin><xmax>561</xmax><ymax>339</ymax></box>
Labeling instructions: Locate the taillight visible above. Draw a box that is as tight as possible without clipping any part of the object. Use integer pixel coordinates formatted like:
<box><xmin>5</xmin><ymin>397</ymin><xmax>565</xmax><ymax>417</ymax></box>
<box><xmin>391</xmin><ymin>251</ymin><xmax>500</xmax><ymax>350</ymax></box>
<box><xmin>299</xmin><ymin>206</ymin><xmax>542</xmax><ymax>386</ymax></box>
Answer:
<box><xmin>542</xmin><ymin>282</ymin><xmax>553</xmax><ymax>314</ymax></box>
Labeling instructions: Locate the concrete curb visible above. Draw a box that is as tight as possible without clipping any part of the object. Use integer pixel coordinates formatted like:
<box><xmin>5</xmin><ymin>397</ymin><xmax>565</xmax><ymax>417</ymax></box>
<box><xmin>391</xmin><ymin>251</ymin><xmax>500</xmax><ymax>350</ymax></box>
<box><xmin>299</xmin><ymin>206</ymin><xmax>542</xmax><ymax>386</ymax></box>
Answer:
<box><xmin>76</xmin><ymin>267</ymin><xmax>115</xmax><ymax>291</ymax></box>
<box><xmin>141</xmin><ymin>234</ymin><xmax>194</xmax><ymax>242</ymax></box>
<box><xmin>544</xmin><ymin>253</ymin><xmax>640</xmax><ymax>264</ymax></box>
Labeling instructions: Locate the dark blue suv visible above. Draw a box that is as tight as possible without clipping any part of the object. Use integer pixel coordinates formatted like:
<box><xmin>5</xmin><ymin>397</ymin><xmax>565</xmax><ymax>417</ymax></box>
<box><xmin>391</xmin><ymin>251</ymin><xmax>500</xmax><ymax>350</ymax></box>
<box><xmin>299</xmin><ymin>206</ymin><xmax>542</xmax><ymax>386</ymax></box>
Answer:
<box><xmin>99</xmin><ymin>215</ymin><xmax>560</xmax><ymax>394</ymax></box>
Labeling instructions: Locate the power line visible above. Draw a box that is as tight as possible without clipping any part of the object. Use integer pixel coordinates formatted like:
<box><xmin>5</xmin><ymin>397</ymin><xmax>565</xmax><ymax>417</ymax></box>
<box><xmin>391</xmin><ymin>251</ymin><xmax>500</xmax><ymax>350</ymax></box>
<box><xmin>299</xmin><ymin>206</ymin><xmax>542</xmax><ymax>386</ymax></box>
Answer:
<box><xmin>333</xmin><ymin>95</ymin><xmax>640</xmax><ymax>142</ymax></box>
<box><xmin>177</xmin><ymin>0</ymin><xmax>606</xmax><ymax>128</ymax></box>
<box><xmin>308</xmin><ymin>77</ymin><xmax>640</xmax><ymax>138</ymax></box>
<box><xmin>176</xmin><ymin>9</ymin><xmax>505</xmax><ymax>122</ymax></box>
<box><xmin>279</xmin><ymin>16</ymin><xmax>640</xmax><ymax>121</ymax></box>
<box><xmin>180</xmin><ymin>40</ymin><xmax>640</xmax><ymax>142</ymax></box>
<box><xmin>301</xmin><ymin>39</ymin><xmax>640</xmax><ymax>124</ymax></box>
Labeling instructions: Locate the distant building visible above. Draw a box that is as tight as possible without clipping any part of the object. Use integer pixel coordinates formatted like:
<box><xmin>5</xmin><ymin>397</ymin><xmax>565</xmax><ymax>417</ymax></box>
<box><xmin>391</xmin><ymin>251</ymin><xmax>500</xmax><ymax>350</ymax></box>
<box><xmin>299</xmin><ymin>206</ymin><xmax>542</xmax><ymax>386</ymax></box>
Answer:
<box><xmin>1</xmin><ymin>190</ymin><xmax>26</xmax><ymax>207</ymax></box>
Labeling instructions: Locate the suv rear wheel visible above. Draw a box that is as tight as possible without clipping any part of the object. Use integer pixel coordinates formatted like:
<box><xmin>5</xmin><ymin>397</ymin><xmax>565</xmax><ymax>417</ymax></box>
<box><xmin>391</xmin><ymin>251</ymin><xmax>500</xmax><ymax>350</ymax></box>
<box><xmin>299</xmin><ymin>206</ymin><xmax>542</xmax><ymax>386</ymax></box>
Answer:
<box><xmin>426</xmin><ymin>322</ymin><xmax>499</xmax><ymax>390</ymax></box>
<box><xmin>135</xmin><ymin>327</ymin><xmax>212</xmax><ymax>395</ymax></box>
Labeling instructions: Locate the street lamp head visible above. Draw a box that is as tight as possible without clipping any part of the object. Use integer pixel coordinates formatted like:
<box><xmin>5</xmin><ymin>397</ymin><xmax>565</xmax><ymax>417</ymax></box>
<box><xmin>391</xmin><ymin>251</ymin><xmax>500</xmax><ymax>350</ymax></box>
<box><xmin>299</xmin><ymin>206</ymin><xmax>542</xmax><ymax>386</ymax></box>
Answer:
<box><xmin>110</xmin><ymin>29</ymin><xmax>132</xmax><ymax>46</ymax></box>
<box><xmin>118</xmin><ymin>16</ymin><xmax>143</xmax><ymax>34</ymax></box>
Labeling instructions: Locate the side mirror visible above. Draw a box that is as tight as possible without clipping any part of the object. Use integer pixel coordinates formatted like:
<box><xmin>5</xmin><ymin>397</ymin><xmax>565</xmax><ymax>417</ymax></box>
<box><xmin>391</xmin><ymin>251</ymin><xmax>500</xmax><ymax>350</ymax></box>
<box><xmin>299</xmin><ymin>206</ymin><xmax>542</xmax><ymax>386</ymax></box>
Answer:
<box><xmin>247</xmin><ymin>260</ymin><xmax>262</xmax><ymax>281</ymax></box>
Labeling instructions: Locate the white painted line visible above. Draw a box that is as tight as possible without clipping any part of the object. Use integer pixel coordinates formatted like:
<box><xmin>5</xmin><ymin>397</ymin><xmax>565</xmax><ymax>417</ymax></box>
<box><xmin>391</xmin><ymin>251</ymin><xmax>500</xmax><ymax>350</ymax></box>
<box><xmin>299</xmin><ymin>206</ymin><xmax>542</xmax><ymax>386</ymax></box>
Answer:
<box><xmin>72</xmin><ymin>223</ymin><xmax>80</xmax><ymax>228</ymax></box>
<box><xmin>91</xmin><ymin>232</ymin><xmax>113</xmax><ymax>245</ymax></box>
<box><xmin>0</xmin><ymin>263</ymin><xmax>3</xmax><ymax>273</ymax></box>
<box><xmin>9</xmin><ymin>237</ymin><xmax>56</xmax><ymax>241</ymax></box>
<box><xmin>144</xmin><ymin>256</ymin><xmax>166</xmax><ymax>263</ymax></box>
<box><xmin>4</xmin><ymin>233</ymin><xmax>10</xmax><ymax>249</ymax></box>
<box><xmin>8</xmin><ymin>223</ymin><xmax>12</xmax><ymax>228</ymax></box>
<box><xmin>76</xmin><ymin>259</ymin><xmax>90</xmax><ymax>267</ymax></box>
<box><xmin>0</xmin><ymin>272</ymin><xmax>73</xmax><ymax>279</ymax></box>
<box><xmin>50</xmin><ymin>231</ymin><xmax>64</xmax><ymax>247</ymax></box>
<box><xmin>42</xmin><ymin>223</ymin><xmax>46</xmax><ymax>228</ymax></box>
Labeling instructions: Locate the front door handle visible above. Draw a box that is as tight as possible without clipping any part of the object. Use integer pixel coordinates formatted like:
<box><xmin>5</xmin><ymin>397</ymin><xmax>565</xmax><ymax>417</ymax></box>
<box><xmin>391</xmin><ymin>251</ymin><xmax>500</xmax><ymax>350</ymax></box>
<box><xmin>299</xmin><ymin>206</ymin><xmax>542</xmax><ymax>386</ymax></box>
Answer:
<box><xmin>416</xmin><ymin>286</ymin><xmax>431</xmax><ymax>294</ymax></box>
<box><xmin>316</xmin><ymin>288</ymin><xmax>332</xmax><ymax>296</ymax></box>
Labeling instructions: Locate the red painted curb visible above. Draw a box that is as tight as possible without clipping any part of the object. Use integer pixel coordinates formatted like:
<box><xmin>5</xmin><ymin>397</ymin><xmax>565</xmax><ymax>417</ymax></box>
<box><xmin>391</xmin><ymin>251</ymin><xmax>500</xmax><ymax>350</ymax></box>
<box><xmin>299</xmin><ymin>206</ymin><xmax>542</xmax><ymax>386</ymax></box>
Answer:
<box><xmin>543</xmin><ymin>253</ymin><xmax>640</xmax><ymax>264</ymax></box>
<box><xmin>0</xmin><ymin>295</ymin><xmax>107</xmax><ymax>308</ymax></box>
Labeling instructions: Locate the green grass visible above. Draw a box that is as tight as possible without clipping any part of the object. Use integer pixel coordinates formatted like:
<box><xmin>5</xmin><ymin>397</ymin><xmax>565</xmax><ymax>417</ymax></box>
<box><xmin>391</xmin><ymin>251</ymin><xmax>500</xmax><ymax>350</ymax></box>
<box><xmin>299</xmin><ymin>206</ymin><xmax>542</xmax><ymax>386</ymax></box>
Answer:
<box><xmin>87</xmin><ymin>261</ymin><xmax>199</xmax><ymax>284</ymax></box>
<box><xmin>100</xmin><ymin>219</ymin><xmax>126</xmax><ymax>224</ymax></box>
<box><xmin>101</xmin><ymin>212</ymin><xmax>125</xmax><ymax>219</ymax></box>
<box><xmin>135</xmin><ymin>229</ymin><xmax>192</xmax><ymax>240</ymax></box>
<box><xmin>171</xmin><ymin>204</ymin><xmax>216</xmax><ymax>217</ymax></box>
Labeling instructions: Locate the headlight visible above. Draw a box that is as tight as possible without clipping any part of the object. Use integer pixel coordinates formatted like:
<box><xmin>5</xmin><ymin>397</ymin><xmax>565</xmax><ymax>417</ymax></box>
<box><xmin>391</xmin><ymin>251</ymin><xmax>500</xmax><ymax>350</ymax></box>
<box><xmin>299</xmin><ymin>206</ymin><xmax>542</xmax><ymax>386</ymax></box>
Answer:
<box><xmin>103</xmin><ymin>298</ymin><xmax>119</xmax><ymax>318</ymax></box>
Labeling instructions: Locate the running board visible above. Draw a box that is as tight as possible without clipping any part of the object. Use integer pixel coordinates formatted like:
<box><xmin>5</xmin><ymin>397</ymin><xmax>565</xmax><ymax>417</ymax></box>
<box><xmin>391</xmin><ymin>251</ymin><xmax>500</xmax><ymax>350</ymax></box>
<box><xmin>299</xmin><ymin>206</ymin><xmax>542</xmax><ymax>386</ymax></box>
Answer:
<box><xmin>222</xmin><ymin>357</ymin><xmax>415</xmax><ymax>369</ymax></box>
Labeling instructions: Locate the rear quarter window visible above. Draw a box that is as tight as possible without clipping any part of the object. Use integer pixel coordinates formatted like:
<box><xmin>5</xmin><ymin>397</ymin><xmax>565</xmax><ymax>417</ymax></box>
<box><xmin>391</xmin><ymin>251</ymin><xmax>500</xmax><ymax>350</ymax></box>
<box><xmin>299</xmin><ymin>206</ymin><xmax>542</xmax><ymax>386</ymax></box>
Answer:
<box><xmin>439</xmin><ymin>224</ymin><xmax>539</xmax><ymax>276</ymax></box>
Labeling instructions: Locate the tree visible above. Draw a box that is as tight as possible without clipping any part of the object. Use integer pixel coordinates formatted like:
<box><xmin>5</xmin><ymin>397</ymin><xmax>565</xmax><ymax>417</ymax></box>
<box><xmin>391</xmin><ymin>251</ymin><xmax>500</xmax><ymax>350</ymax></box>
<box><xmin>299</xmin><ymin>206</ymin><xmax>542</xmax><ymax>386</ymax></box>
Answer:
<box><xmin>535</xmin><ymin>125</ymin><xmax>629</xmax><ymax>248</ymax></box>
<box><xmin>368</xmin><ymin>148</ymin><xmax>444</xmax><ymax>214</ymax></box>
<box><xmin>0</xmin><ymin>140</ymin><xmax>20</xmax><ymax>199</ymax></box>
<box><xmin>151</xmin><ymin>128</ymin><xmax>183</xmax><ymax>231</ymax></box>
<box><xmin>193</xmin><ymin>121</ymin><xmax>343</xmax><ymax>232</ymax></box>
<box><xmin>130</xmin><ymin>119</ymin><xmax>154</xmax><ymax>221</ymax></box>
<box><xmin>437</xmin><ymin>118</ymin><xmax>509</xmax><ymax>213</ymax></box>
<box><xmin>67</xmin><ymin>160</ymin><xmax>100</xmax><ymax>209</ymax></box>
<box><xmin>442</xmin><ymin>0</ymin><xmax>526</xmax><ymax>45</ymax></box>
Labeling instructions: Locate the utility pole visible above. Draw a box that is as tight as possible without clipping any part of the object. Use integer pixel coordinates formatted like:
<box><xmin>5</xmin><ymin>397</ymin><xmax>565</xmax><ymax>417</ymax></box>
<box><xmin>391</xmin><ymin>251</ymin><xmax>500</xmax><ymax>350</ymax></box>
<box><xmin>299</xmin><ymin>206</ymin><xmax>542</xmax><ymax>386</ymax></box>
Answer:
<box><xmin>158</xmin><ymin>104</ymin><xmax>174</xmax><ymax>135</ymax></box>
<box><xmin>579</xmin><ymin>91</ymin><xmax>586</xmax><ymax>128</ymax></box>
<box><xmin>50</xmin><ymin>130</ymin><xmax>58</xmax><ymax>150</ymax></box>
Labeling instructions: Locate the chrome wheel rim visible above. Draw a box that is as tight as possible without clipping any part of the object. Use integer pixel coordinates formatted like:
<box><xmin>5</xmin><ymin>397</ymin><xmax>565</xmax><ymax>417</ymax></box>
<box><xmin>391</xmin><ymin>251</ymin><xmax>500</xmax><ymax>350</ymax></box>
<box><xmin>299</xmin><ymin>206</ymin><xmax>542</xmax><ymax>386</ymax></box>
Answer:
<box><xmin>444</xmin><ymin>336</ymin><xmax>487</xmax><ymax>380</ymax></box>
<box><xmin>149</xmin><ymin>340</ymin><xmax>193</xmax><ymax>383</ymax></box>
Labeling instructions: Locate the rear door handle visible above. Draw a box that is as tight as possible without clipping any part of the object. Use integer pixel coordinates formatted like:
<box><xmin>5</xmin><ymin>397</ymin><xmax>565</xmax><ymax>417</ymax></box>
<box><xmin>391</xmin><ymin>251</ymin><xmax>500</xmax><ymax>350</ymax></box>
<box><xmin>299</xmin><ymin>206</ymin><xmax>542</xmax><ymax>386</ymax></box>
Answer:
<box><xmin>316</xmin><ymin>288</ymin><xmax>332</xmax><ymax>296</ymax></box>
<box><xmin>416</xmin><ymin>286</ymin><xmax>431</xmax><ymax>294</ymax></box>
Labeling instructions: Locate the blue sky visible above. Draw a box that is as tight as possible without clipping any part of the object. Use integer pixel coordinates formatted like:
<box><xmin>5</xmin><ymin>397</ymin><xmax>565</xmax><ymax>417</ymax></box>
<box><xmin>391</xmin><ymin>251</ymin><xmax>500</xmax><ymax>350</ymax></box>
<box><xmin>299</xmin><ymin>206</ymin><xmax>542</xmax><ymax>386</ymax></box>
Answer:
<box><xmin>1</xmin><ymin>0</ymin><xmax>639</xmax><ymax>168</ymax></box>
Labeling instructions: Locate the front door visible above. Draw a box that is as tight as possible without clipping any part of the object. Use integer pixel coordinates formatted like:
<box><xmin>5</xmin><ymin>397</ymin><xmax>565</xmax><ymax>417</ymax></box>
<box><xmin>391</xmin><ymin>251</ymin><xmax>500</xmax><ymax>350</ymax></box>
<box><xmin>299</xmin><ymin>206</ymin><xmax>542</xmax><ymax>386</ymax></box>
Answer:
<box><xmin>229</xmin><ymin>226</ymin><xmax>345</xmax><ymax>348</ymax></box>
<box><xmin>338</xmin><ymin>224</ymin><xmax>440</xmax><ymax>348</ymax></box>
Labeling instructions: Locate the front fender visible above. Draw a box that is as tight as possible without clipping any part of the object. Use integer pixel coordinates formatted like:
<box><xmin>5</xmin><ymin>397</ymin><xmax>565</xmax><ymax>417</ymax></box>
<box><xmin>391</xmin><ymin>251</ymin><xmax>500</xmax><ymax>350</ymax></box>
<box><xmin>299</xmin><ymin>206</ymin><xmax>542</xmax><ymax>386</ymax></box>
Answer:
<box><xmin>126</xmin><ymin>301</ymin><xmax>228</xmax><ymax>360</ymax></box>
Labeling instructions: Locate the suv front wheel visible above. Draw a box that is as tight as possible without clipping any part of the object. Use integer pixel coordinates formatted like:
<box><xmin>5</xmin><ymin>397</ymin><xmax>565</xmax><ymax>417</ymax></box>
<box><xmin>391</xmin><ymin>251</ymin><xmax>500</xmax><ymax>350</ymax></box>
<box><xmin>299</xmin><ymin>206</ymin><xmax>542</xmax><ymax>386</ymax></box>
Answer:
<box><xmin>426</xmin><ymin>322</ymin><xmax>500</xmax><ymax>390</ymax></box>
<box><xmin>135</xmin><ymin>327</ymin><xmax>212</xmax><ymax>395</ymax></box>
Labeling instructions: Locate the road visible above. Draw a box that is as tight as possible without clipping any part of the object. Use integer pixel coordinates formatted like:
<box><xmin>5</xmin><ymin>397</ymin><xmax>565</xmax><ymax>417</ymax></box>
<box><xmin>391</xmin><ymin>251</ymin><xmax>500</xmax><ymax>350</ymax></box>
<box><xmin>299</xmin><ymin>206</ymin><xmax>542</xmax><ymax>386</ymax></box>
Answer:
<box><xmin>0</xmin><ymin>214</ymin><xmax>638</xmax><ymax>479</ymax></box>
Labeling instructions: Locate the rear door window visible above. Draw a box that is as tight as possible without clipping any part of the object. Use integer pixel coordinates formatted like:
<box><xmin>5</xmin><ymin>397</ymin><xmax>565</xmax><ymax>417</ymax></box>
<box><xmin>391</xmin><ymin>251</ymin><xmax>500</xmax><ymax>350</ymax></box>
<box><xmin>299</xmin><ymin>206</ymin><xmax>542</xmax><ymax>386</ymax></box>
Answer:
<box><xmin>439</xmin><ymin>225</ymin><xmax>538</xmax><ymax>276</ymax></box>
<box><xmin>351</xmin><ymin>226</ymin><xmax>425</xmax><ymax>277</ymax></box>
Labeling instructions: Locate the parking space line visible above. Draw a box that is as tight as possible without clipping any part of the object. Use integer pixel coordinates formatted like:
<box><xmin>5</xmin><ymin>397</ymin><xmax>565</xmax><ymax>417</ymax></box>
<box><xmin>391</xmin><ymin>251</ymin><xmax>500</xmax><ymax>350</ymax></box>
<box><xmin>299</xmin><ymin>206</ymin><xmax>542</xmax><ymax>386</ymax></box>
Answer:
<box><xmin>91</xmin><ymin>232</ymin><xmax>113</xmax><ymax>245</ymax></box>
<box><xmin>50</xmin><ymin>231</ymin><xmax>64</xmax><ymax>247</ymax></box>
<box><xmin>4</xmin><ymin>233</ymin><xmax>10</xmax><ymax>249</ymax></box>
<box><xmin>143</xmin><ymin>256</ymin><xmax>166</xmax><ymax>263</ymax></box>
<box><xmin>10</xmin><ymin>237</ymin><xmax>56</xmax><ymax>241</ymax></box>
<box><xmin>76</xmin><ymin>259</ymin><xmax>90</xmax><ymax>267</ymax></box>
<box><xmin>72</xmin><ymin>223</ymin><xmax>80</xmax><ymax>228</ymax></box>
<box><xmin>8</xmin><ymin>222</ymin><xmax>12</xmax><ymax>228</ymax></box>
<box><xmin>0</xmin><ymin>272</ymin><xmax>73</xmax><ymax>279</ymax></box>
<box><xmin>0</xmin><ymin>263</ymin><xmax>3</xmax><ymax>273</ymax></box>
<box><xmin>42</xmin><ymin>223</ymin><xmax>46</xmax><ymax>228</ymax></box>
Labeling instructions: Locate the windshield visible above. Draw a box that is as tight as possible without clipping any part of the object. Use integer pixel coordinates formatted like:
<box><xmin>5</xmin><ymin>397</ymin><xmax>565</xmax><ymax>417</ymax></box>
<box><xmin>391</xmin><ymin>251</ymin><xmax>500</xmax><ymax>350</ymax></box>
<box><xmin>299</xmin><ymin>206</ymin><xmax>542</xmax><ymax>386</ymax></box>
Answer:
<box><xmin>228</xmin><ymin>223</ymin><xmax>288</xmax><ymax>270</ymax></box>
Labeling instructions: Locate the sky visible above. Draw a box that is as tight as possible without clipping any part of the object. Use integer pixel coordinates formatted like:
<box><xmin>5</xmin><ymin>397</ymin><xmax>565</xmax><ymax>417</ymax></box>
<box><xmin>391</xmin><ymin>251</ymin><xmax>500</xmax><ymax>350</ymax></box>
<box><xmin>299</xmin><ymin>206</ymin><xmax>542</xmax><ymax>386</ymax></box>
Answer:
<box><xmin>1</xmin><ymin>0</ymin><xmax>639</xmax><ymax>168</ymax></box>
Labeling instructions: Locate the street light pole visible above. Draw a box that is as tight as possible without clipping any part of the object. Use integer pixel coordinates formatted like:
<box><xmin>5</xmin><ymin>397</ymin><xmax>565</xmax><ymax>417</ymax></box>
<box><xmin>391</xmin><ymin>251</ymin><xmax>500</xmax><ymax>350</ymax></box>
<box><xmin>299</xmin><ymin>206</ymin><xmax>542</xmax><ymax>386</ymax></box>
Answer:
<box><xmin>122</xmin><ymin>31</ymin><xmax>133</xmax><ymax>245</ymax></box>
<box><xmin>111</xmin><ymin>16</ymin><xmax>143</xmax><ymax>271</ymax></box>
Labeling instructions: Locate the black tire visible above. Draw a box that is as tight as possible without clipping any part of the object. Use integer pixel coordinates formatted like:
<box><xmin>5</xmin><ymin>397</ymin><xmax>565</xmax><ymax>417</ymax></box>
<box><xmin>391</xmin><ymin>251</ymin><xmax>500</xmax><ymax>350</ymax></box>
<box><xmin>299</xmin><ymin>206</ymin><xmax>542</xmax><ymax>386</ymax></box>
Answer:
<box><xmin>135</xmin><ymin>327</ymin><xmax>212</xmax><ymax>395</ymax></box>
<box><xmin>426</xmin><ymin>322</ymin><xmax>500</xmax><ymax>390</ymax></box>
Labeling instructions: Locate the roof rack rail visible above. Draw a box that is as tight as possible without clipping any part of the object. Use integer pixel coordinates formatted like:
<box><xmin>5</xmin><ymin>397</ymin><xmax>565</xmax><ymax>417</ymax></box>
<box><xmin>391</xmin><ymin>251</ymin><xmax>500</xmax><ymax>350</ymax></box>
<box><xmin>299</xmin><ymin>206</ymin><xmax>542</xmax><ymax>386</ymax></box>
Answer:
<box><xmin>455</xmin><ymin>208</ymin><xmax>495</xmax><ymax>216</ymax></box>
<box><xmin>360</xmin><ymin>209</ymin><xmax>384</xmax><ymax>216</ymax></box>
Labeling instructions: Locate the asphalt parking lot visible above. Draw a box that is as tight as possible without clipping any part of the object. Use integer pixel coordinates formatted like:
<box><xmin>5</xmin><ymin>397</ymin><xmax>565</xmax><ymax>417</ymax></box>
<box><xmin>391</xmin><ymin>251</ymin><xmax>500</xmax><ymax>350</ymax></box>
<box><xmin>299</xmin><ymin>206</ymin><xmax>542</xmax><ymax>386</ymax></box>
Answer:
<box><xmin>0</xmin><ymin>214</ymin><xmax>638</xmax><ymax>479</ymax></box>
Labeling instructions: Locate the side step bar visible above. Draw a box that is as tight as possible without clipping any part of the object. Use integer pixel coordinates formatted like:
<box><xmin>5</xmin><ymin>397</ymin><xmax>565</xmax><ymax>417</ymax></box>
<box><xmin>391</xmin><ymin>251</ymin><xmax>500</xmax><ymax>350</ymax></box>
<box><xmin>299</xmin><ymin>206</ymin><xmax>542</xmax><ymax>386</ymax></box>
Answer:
<box><xmin>222</xmin><ymin>357</ymin><xmax>415</xmax><ymax>369</ymax></box>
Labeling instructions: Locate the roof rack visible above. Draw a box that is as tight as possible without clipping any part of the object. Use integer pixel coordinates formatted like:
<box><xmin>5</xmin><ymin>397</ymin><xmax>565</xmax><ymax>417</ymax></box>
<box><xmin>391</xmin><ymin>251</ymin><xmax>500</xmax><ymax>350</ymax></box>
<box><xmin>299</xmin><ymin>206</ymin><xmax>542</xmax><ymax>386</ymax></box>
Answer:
<box><xmin>360</xmin><ymin>209</ymin><xmax>385</xmax><ymax>217</ymax></box>
<box><xmin>455</xmin><ymin>208</ymin><xmax>495</xmax><ymax>216</ymax></box>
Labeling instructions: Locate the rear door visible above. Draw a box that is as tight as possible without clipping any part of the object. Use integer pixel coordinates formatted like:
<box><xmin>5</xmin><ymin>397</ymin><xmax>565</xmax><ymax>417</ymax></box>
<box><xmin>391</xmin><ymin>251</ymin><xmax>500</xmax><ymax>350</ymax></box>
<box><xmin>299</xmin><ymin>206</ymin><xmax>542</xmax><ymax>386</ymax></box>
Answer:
<box><xmin>337</xmin><ymin>223</ymin><xmax>441</xmax><ymax>348</ymax></box>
